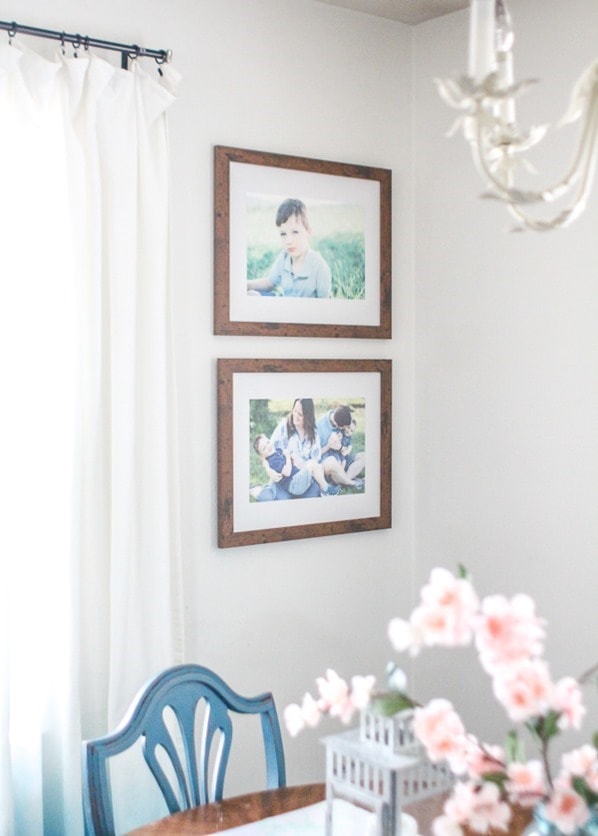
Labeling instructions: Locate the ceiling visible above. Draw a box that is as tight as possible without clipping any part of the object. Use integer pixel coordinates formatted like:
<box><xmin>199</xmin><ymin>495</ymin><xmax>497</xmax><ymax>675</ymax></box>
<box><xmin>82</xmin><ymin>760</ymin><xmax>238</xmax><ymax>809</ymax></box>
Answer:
<box><xmin>315</xmin><ymin>0</ymin><xmax>468</xmax><ymax>25</ymax></box>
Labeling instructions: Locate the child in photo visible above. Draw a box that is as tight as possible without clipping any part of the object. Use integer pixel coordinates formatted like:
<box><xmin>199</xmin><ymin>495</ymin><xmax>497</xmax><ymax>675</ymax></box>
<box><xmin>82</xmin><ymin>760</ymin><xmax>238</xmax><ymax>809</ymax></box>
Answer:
<box><xmin>323</xmin><ymin>418</ymin><xmax>355</xmax><ymax>465</ymax></box>
<box><xmin>253</xmin><ymin>433</ymin><xmax>339</xmax><ymax>497</ymax></box>
<box><xmin>247</xmin><ymin>198</ymin><xmax>331</xmax><ymax>298</ymax></box>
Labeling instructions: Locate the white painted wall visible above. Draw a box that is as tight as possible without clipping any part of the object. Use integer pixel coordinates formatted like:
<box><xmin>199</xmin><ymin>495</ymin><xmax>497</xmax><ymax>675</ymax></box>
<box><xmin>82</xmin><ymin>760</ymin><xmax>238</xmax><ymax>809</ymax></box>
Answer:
<box><xmin>3</xmin><ymin>0</ymin><xmax>597</xmax><ymax>805</ymax></box>
<box><xmin>167</xmin><ymin>0</ymin><xmax>415</xmax><ymax>790</ymax></box>
<box><xmin>0</xmin><ymin>0</ymin><xmax>415</xmax><ymax>794</ymax></box>
<box><xmin>412</xmin><ymin>0</ymin><xmax>598</xmax><ymax>747</ymax></box>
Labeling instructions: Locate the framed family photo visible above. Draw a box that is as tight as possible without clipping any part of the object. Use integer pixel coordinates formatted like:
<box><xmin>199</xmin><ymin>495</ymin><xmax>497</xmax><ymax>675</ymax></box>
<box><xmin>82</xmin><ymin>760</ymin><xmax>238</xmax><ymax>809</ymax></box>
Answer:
<box><xmin>217</xmin><ymin>358</ymin><xmax>392</xmax><ymax>548</ymax></box>
<box><xmin>214</xmin><ymin>146</ymin><xmax>392</xmax><ymax>339</ymax></box>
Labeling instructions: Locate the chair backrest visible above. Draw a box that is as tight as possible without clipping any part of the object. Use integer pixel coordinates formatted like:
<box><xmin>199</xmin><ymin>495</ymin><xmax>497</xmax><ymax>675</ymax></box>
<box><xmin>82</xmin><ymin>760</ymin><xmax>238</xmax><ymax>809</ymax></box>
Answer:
<box><xmin>81</xmin><ymin>664</ymin><xmax>286</xmax><ymax>836</ymax></box>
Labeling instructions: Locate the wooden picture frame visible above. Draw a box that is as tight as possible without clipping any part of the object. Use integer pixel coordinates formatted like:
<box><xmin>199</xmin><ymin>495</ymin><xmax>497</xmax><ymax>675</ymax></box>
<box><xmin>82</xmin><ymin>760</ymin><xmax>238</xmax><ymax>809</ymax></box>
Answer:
<box><xmin>214</xmin><ymin>146</ymin><xmax>392</xmax><ymax>339</ymax></box>
<box><xmin>217</xmin><ymin>358</ymin><xmax>392</xmax><ymax>548</ymax></box>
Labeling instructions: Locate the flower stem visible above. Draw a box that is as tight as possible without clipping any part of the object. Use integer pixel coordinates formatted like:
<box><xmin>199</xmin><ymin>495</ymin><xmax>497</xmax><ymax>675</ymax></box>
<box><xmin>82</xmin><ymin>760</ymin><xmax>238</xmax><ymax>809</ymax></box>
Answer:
<box><xmin>578</xmin><ymin>661</ymin><xmax>598</xmax><ymax>685</ymax></box>
<box><xmin>541</xmin><ymin>734</ymin><xmax>553</xmax><ymax>790</ymax></box>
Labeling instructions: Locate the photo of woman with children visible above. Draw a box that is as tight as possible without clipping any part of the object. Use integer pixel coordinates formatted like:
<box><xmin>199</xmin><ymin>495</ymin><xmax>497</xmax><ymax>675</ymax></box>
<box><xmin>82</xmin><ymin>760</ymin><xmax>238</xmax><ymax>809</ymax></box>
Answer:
<box><xmin>249</xmin><ymin>397</ymin><xmax>366</xmax><ymax>502</ymax></box>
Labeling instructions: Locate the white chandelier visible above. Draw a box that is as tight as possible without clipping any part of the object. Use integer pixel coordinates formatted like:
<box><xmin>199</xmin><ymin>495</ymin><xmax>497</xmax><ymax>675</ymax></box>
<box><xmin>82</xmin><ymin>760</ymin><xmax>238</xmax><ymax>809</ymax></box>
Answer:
<box><xmin>435</xmin><ymin>0</ymin><xmax>598</xmax><ymax>232</ymax></box>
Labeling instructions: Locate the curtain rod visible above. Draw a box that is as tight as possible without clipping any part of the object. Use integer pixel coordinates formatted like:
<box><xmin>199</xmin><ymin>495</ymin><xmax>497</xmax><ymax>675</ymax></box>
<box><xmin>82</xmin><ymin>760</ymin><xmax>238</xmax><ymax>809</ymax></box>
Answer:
<box><xmin>0</xmin><ymin>20</ymin><xmax>171</xmax><ymax>70</ymax></box>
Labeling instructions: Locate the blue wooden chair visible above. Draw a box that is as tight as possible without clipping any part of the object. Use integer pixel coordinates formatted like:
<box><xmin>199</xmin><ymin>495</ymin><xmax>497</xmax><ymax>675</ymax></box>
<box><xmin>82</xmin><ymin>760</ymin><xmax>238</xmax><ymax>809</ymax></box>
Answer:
<box><xmin>81</xmin><ymin>664</ymin><xmax>286</xmax><ymax>835</ymax></box>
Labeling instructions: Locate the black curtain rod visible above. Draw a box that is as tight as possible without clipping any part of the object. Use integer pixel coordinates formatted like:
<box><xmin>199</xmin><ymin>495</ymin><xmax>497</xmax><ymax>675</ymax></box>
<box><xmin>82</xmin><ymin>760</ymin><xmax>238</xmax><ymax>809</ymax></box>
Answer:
<box><xmin>0</xmin><ymin>20</ymin><xmax>171</xmax><ymax>70</ymax></box>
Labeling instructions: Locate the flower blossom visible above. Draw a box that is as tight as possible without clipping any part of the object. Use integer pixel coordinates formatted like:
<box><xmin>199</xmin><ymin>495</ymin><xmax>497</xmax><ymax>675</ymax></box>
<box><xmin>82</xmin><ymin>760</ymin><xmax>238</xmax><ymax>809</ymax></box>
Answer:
<box><xmin>283</xmin><ymin>702</ymin><xmax>305</xmax><ymax>737</ymax></box>
<box><xmin>465</xmin><ymin>740</ymin><xmax>505</xmax><ymax>780</ymax></box>
<box><xmin>474</xmin><ymin>593</ymin><xmax>545</xmax><ymax>674</ymax></box>
<box><xmin>413</xmin><ymin>699</ymin><xmax>469</xmax><ymax>774</ymax></box>
<box><xmin>560</xmin><ymin>745</ymin><xmax>598</xmax><ymax>793</ymax></box>
<box><xmin>388</xmin><ymin>617</ymin><xmax>425</xmax><ymax>655</ymax></box>
<box><xmin>442</xmin><ymin>780</ymin><xmax>511</xmax><ymax>833</ymax></box>
<box><xmin>432</xmin><ymin>816</ymin><xmax>464</xmax><ymax>836</ymax></box>
<box><xmin>284</xmin><ymin>670</ymin><xmax>376</xmax><ymax>736</ymax></box>
<box><xmin>552</xmin><ymin>676</ymin><xmax>586</xmax><ymax>730</ymax></box>
<box><xmin>350</xmin><ymin>674</ymin><xmax>376</xmax><ymax>709</ymax></box>
<box><xmin>389</xmin><ymin>568</ymin><xmax>479</xmax><ymax>654</ymax></box>
<box><xmin>300</xmin><ymin>692</ymin><xmax>322</xmax><ymax>727</ymax></box>
<box><xmin>544</xmin><ymin>780</ymin><xmax>591</xmax><ymax>835</ymax></box>
<box><xmin>316</xmin><ymin>669</ymin><xmax>355</xmax><ymax>723</ymax></box>
<box><xmin>505</xmin><ymin>760</ymin><xmax>547</xmax><ymax>807</ymax></box>
<box><xmin>283</xmin><ymin>692</ymin><xmax>322</xmax><ymax>737</ymax></box>
<box><xmin>492</xmin><ymin>658</ymin><xmax>553</xmax><ymax>722</ymax></box>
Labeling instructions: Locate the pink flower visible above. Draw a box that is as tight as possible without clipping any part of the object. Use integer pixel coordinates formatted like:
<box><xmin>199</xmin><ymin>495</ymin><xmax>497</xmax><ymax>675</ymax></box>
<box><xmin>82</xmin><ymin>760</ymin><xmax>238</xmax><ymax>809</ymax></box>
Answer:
<box><xmin>505</xmin><ymin>760</ymin><xmax>547</xmax><ymax>807</ymax></box>
<box><xmin>283</xmin><ymin>692</ymin><xmax>323</xmax><ymax>737</ymax></box>
<box><xmin>413</xmin><ymin>699</ymin><xmax>469</xmax><ymax>774</ymax></box>
<box><xmin>388</xmin><ymin>617</ymin><xmax>423</xmax><ymax>655</ymax></box>
<box><xmin>492</xmin><ymin>659</ymin><xmax>553</xmax><ymax>722</ymax></box>
<box><xmin>444</xmin><ymin>781</ymin><xmax>511</xmax><ymax>833</ymax></box>
<box><xmin>474</xmin><ymin>593</ymin><xmax>545</xmax><ymax>674</ymax></box>
<box><xmin>432</xmin><ymin>816</ymin><xmax>464</xmax><ymax>836</ymax></box>
<box><xmin>561</xmin><ymin>744</ymin><xmax>598</xmax><ymax>777</ymax></box>
<box><xmin>350</xmin><ymin>674</ymin><xmax>376</xmax><ymax>709</ymax></box>
<box><xmin>552</xmin><ymin>676</ymin><xmax>586</xmax><ymax>730</ymax></box>
<box><xmin>466</xmin><ymin>740</ymin><xmax>505</xmax><ymax>780</ymax></box>
<box><xmin>316</xmin><ymin>669</ymin><xmax>355</xmax><ymax>723</ymax></box>
<box><xmin>544</xmin><ymin>781</ymin><xmax>591</xmax><ymax>834</ymax></box>
<box><xmin>283</xmin><ymin>703</ymin><xmax>305</xmax><ymax>737</ymax></box>
<box><xmin>560</xmin><ymin>745</ymin><xmax>598</xmax><ymax>792</ymax></box>
<box><xmin>316</xmin><ymin>668</ymin><xmax>349</xmax><ymax>708</ymax></box>
<box><xmin>411</xmin><ymin>604</ymin><xmax>457</xmax><ymax>648</ymax></box>
<box><xmin>285</xmin><ymin>671</ymin><xmax>375</xmax><ymax>738</ymax></box>
<box><xmin>300</xmin><ymin>692</ymin><xmax>322</xmax><ymax>727</ymax></box>
<box><xmin>412</xmin><ymin>568</ymin><xmax>480</xmax><ymax>647</ymax></box>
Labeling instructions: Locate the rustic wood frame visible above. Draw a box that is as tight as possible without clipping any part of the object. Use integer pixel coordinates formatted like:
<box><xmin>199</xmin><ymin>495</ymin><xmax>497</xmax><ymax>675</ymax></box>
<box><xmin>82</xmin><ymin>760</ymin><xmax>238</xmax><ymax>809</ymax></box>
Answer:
<box><xmin>217</xmin><ymin>358</ymin><xmax>392</xmax><ymax>548</ymax></box>
<box><xmin>214</xmin><ymin>146</ymin><xmax>392</xmax><ymax>339</ymax></box>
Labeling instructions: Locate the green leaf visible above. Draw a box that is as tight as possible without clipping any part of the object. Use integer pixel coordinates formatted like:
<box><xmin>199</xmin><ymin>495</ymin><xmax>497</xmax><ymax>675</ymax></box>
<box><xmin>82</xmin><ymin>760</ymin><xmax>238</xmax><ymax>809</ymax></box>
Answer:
<box><xmin>482</xmin><ymin>772</ymin><xmax>508</xmax><ymax>792</ymax></box>
<box><xmin>371</xmin><ymin>692</ymin><xmax>417</xmax><ymax>717</ymax></box>
<box><xmin>542</xmin><ymin>711</ymin><xmax>562</xmax><ymax>740</ymax></box>
<box><xmin>526</xmin><ymin>712</ymin><xmax>562</xmax><ymax>744</ymax></box>
<box><xmin>592</xmin><ymin>731</ymin><xmax>598</xmax><ymax>750</ymax></box>
<box><xmin>457</xmin><ymin>564</ymin><xmax>471</xmax><ymax>581</ymax></box>
<box><xmin>525</xmin><ymin>718</ymin><xmax>543</xmax><ymax>745</ymax></box>
<box><xmin>505</xmin><ymin>729</ymin><xmax>524</xmax><ymax>762</ymax></box>
<box><xmin>572</xmin><ymin>777</ymin><xmax>598</xmax><ymax>807</ymax></box>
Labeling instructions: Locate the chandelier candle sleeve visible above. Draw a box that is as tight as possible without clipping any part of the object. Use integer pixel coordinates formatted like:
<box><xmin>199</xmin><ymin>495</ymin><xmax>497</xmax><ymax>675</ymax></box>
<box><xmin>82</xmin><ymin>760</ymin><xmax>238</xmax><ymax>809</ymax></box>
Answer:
<box><xmin>468</xmin><ymin>0</ymin><xmax>496</xmax><ymax>82</ymax></box>
<box><xmin>496</xmin><ymin>49</ymin><xmax>516</xmax><ymax>125</ymax></box>
<box><xmin>495</xmin><ymin>0</ymin><xmax>516</xmax><ymax>125</ymax></box>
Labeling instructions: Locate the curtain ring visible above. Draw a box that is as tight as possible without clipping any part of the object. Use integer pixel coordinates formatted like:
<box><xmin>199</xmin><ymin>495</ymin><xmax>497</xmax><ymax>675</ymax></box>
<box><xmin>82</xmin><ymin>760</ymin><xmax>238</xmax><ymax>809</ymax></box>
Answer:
<box><xmin>83</xmin><ymin>35</ymin><xmax>90</xmax><ymax>52</ymax></box>
<box><xmin>8</xmin><ymin>22</ymin><xmax>17</xmax><ymax>45</ymax></box>
<box><xmin>60</xmin><ymin>32</ymin><xmax>66</xmax><ymax>55</ymax></box>
<box><xmin>73</xmin><ymin>35</ymin><xmax>81</xmax><ymax>58</ymax></box>
<box><xmin>128</xmin><ymin>44</ymin><xmax>140</xmax><ymax>61</ymax></box>
<box><xmin>155</xmin><ymin>52</ymin><xmax>166</xmax><ymax>76</ymax></box>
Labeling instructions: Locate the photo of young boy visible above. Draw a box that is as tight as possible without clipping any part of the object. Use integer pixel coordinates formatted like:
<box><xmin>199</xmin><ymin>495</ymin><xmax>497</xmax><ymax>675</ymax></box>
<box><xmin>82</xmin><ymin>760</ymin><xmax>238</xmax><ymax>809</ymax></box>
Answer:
<box><xmin>247</xmin><ymin>198</ymin><xmax>331</xmax><ymax>298</ymax></box>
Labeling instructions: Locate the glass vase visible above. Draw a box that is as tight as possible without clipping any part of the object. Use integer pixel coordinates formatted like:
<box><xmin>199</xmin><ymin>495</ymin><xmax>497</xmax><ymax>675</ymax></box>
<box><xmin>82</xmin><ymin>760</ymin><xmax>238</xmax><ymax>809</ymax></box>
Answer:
<box><xmin>524</xmin><ymin>805</ymin><xmax>598</xmax><ymax>836</ymax></box>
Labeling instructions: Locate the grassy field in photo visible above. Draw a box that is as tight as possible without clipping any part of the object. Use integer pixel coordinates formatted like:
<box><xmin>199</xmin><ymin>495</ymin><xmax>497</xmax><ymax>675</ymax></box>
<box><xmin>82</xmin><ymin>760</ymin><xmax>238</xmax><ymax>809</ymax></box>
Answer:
<box><xmin>246</xmin><ymin>196</ymin><xmax>365</xmax><ymax>300</ymax></box>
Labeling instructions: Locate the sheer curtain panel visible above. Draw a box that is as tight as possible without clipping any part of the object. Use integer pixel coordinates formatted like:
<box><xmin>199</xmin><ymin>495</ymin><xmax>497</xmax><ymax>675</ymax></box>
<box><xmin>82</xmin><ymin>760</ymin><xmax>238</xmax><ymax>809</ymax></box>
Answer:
<box><xmin>0</xmin><ymin>40</ymin><xmax>183</xmax><ymax>834</ymax></box>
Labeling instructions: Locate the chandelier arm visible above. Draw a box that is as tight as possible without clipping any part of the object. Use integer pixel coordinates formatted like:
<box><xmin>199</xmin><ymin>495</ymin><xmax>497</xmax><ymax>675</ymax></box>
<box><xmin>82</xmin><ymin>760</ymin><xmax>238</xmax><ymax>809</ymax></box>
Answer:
<box><xmin>532</xmin><ymin>73</ymin><xmax>598</xmax><ymax>202</ymax></box>
<box><xmin>471</xmin><ymin>82</ymin><xmax>598</xmax><ymax>205</ymax></box>
<box><xmin>503</xmin><ymin>100</ymin><xmax>598</xmax><ymax>230</ymax></box>
<box><xmin>467</xmin><ymin>90</ymin><xmax>598</xmax><ymax>230</ymax></box>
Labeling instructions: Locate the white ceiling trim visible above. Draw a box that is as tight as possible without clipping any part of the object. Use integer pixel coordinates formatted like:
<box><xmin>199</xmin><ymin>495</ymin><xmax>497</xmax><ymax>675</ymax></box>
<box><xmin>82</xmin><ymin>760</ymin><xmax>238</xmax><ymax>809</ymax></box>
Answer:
<box><xmin>314</xmin><ymin>0</ymin><xmax>468</xmax><ymax>26</ymax></box>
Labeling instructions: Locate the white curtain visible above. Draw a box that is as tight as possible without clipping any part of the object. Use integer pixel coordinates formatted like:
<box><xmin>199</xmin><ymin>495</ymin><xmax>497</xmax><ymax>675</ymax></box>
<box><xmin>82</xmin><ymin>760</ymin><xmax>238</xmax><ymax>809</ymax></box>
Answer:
<box><xmin>0</xmin><ymin>40</ymin><xmax>183</xmax><ymax>835</ymax></box>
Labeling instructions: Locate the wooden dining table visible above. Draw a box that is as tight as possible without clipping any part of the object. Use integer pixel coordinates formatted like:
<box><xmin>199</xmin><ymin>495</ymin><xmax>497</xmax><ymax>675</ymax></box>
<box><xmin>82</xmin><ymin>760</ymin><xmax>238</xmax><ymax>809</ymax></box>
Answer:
<box><xmin>126</xmin><ymin>782</ymin><xmax>534</xmax><ymax>835</ymax></box>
